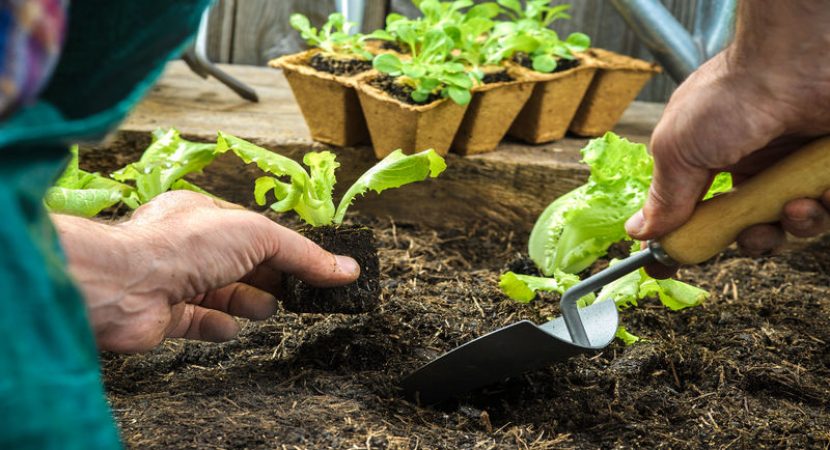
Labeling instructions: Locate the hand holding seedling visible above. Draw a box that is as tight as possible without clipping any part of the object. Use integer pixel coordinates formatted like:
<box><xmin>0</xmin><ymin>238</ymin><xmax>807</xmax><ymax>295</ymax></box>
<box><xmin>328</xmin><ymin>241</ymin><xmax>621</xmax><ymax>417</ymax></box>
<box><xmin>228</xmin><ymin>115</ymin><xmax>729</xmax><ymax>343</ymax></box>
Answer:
<box><xmin>626</xmin><ymin>0</ymin><xmax>830</xmax><ymax>266</ymax></box>
<box><xmin>53</xmin><ymin>190</ymin><xmax>360</xmax><ymax>353</ymax></box>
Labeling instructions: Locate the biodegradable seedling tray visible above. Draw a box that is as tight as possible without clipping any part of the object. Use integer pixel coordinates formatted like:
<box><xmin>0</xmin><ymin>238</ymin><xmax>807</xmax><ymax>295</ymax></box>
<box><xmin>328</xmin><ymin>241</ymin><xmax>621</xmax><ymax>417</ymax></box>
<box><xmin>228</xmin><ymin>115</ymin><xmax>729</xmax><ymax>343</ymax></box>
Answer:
<box><xmin>569</xmin><ymin>49</ymin><xmax>661</xmax><ymax>137</ymax></box>
<box><xmin>452</xmin><ymin>66</ymin><xmax>535</xmax><ymax>156</ymax></box>
<box><xmin>508</xmin><ymin>59</ymin><xmax>598</xmax><ymax>144</ymax></box>
<box><xmin>356</xmin><ymin>74</ymin><xmax>469</xmax><ymax>158</ymax></box>
<box><xmin>270</xmin><ymin>50</ymin><xmax>370</xmax><ymax>147</ymax></box>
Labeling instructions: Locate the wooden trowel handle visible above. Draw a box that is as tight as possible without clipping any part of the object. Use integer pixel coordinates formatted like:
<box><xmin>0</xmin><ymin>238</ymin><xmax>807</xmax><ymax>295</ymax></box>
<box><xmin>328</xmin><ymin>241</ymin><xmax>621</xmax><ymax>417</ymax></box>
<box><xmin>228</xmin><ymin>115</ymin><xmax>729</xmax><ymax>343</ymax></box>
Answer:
<box><xmin>658</xmin><ymin>136</ymin><xmax>830</xmax><ymax>266</ymax></box>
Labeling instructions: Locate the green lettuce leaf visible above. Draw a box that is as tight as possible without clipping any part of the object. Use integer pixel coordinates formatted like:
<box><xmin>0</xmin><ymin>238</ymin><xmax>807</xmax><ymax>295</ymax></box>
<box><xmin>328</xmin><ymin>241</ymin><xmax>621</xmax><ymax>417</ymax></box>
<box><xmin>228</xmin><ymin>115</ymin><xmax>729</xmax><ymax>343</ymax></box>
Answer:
<box><xmin>615</xmin><ymin>326</ymin><xmax>641</xmax><ymax>345</ymax></box>
<box><xmin>529</xmin><ymin>132</ymin><xmax>733</xmax><ymax>277</ymax></box>
<box><xmin>333</xmin><ymin>149</ymin><xmax>447</xmax><ymax>223</ymax></box>
<box><xmin>45</xmin><ymin>145</ymin><xmax>132</xmax><ymax>217</ymax></box>
<box><xmin>44</xmin><ymin>187</ymin><xmax>123</xmax><ymax>218</ymax></box>
<box><xmin>498</xmin><ymin>271</ymin><xmax>583</xmax><ymax>303</ymax></box>
<box><xmin>112</xmin><ymin>128</ymin><xmax>216</xmax><ymax>205</ymax></box>
<box><xmin>217</xmin><ymin>132</ymin><xmax>334</xmax><ymax>226</ymax></box>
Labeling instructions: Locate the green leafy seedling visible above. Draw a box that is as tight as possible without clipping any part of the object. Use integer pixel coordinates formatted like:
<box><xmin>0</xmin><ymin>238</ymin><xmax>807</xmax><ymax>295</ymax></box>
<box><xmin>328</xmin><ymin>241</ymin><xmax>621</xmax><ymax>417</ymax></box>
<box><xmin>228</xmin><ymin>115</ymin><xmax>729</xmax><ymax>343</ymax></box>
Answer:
<box><xmin>112</xmin><ymin>128</ymin><xmax>218</xmax><ymax>208</ymax></box>
<box><xmin>45</xmin><ymin>145</ymin><xmax>134</xmax><ymax>217</ymax></box>
<box><xmin>216</xmin><ymin>132</ymin><xmax>447</xmax><ymax>227</ymax></box>
<box><xmin>290</xmin><ymin>12</ymin><xmax>373</xmax><ymax>60</ymax></box>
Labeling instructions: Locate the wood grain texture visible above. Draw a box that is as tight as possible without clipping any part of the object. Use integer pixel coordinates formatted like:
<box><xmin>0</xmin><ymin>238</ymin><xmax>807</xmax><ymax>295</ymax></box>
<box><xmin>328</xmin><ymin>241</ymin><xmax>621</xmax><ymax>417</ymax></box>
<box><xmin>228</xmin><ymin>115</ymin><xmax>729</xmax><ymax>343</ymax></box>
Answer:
<box><xmin>660</xmin><ymin>136</ymin><xmax>830</xmax><ymax>265</ymax></box>
<box><xmin>84</xmin><ymin>62</ymin><xmax>663</xmax><ymax>232</ymax></box>
<box><xmin>208</xmin><ymin>0</ymin><xmax>704</xmax><ymax>101</ymax></box>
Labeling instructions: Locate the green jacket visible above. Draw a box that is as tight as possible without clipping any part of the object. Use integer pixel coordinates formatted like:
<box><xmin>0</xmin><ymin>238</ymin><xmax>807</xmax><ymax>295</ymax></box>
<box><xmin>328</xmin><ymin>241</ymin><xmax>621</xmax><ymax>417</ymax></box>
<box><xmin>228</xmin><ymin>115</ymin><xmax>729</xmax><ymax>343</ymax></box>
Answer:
<box><xmin>0</xmin><ymin>1</ymin><xmax>210</xmax><ymax>448</ymax></box>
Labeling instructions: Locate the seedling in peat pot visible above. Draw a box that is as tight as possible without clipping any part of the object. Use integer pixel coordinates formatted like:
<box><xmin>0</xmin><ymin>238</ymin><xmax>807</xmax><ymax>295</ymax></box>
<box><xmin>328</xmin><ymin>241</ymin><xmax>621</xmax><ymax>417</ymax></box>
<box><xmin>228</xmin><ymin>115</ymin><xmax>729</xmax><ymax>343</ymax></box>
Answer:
<box><xmin>372</xmin><ymin>27</ymin><xmax>477</xmax><ymax>106</ymax></box>
<box><xmin>495</xmin><ymin>1</ymin><xmax>591</xmax><ymax>73</ymax></box>
<box><xmin>290</xmin><ymin>13</ymin><xmax>375</xmax><ymax>76</ymax></box>
<box><xmin>216</xmin><ymin>132</ymin><xmax>447</xmax><ymax>314</ymax></box>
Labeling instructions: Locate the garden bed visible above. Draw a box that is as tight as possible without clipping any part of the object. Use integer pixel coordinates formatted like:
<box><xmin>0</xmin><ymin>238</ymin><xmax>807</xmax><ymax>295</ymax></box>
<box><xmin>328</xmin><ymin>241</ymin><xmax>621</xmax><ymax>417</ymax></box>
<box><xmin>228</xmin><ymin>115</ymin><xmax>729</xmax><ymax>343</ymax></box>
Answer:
<box><xmin>102</xmin><ymin>214</ymin><xmax>830</xmax><ymax>449</ymax></box>
<box><xmin>91</xmin><ymin>61</ymin><xmax>830</xmax><ymax>449</ymax></box>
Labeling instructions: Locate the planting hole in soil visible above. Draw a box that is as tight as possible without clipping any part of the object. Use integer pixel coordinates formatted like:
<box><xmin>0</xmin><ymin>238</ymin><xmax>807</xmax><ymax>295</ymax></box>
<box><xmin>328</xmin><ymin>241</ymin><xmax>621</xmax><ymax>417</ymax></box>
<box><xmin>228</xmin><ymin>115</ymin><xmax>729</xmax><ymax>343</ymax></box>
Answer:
<box><xmin>281</xmin><ymin>224</ymin><xmax>380</xmax><ymax>314</ymax></box>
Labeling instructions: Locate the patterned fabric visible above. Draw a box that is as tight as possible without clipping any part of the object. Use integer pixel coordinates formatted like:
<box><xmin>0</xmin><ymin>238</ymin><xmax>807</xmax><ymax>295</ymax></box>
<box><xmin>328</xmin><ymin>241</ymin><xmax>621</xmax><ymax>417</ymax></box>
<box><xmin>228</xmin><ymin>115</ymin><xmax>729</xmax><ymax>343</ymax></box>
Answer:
<box><xmin>0</xmin><ymin>0</ymin><xmax>67</xmax><ymax>117</ymax></box>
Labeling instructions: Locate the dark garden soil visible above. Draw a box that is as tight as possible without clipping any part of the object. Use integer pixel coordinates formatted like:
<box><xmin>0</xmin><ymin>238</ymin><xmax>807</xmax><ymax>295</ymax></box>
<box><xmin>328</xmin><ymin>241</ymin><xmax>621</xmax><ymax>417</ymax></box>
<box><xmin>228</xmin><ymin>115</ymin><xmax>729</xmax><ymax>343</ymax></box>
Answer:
<box><xmin>102</xmin><ymin>215</ymin><xmax>830</xmax><ymax>449</ymax></box>
<box><xmin>369</xmin><ymin>74</ymin><xmax>441</xmax><ymax>106</ymax></box>
<box><xmin>282</xmin><ymin>225</ymin><xmax>380</xmax><ymax>314</ymax></box>
<box><xmin>481</xmin><ymin>70</ymin><xmax>514</xmax><ymax>85</ymax></box>
<box><xmin>309</xmin><ymin>53</ymin><xmax>373</xmax><ymax>77</ymax></box>
<box><xmin>513</xmin><ymin>53</ymin><xmax>581</xmax><ymax>73</ymax></box>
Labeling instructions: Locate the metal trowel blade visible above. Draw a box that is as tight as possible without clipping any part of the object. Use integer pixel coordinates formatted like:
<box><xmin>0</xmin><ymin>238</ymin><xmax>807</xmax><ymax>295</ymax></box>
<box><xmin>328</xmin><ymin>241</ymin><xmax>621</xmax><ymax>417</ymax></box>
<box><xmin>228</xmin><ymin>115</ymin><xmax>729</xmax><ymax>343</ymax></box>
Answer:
<box><xmin>401</xmin><ymin>299</ymin><xmax>618</xmax><ymax>405</ymax></box>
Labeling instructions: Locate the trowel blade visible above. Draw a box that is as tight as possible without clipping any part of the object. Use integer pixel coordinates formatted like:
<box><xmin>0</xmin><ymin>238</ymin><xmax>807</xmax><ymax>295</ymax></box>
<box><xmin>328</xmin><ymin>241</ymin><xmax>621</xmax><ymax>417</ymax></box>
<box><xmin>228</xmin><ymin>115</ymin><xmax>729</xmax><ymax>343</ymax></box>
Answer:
<box><xmin>402</xmin><ymin>300</ymin><xmax>618</xmax><ymax>405</ymax></box>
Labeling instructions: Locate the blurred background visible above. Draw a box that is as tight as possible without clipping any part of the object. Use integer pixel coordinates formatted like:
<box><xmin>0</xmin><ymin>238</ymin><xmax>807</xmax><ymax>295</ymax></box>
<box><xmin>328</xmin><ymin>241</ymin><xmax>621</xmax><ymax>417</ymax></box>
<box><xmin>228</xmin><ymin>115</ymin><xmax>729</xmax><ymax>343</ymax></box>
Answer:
<box><xmin>205</xmin><ymin>0</ymin><xmax>706</xmax><ymax>102</ymax></box>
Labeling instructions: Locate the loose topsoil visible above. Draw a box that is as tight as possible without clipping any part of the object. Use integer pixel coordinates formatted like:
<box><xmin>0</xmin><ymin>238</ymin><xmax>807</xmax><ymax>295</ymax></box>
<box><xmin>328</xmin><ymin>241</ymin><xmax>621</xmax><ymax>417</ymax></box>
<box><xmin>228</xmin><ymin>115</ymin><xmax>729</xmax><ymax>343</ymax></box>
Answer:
<box><xmin>103</xmin><ymin>215</ymin><xmax>830</xmax><ymax>449</ymax></box>
<box><xmin>309</xmin><ymin>53</ymin><xmax>373</xmax><ymax>77</ymax></box>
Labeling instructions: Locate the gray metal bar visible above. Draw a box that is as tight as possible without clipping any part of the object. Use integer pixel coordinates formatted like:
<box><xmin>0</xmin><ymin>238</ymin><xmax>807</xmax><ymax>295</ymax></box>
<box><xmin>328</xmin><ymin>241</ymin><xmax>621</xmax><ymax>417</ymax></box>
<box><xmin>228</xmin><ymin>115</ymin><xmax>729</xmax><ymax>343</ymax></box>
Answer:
<box><xmin>610</xmin><ymin>0</ymin><xmax>736</xmax><ymax>82</ymax></box>
<box><xmin>183</xmin><ymin>7</ymin><xmax>259</xmax><ymax>102</ymax></box>
<box><xmin>559</xmin><ymin>249</ymin><xmax>656</xmax><ymax>346</ymax></box>
<box><xmin>610</xmin><ymin>0</ymin><xmax>702</xmax><ymax>81</ymax></box>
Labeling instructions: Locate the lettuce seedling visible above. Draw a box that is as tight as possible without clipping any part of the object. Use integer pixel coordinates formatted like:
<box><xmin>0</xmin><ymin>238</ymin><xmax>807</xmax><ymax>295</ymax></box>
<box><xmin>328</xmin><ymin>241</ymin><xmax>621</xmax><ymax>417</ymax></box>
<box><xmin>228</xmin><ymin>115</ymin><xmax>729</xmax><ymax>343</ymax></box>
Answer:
<box><xmin>500</xmin><ymin>132</ymin><xmax>728</xmax><ymax>343</ymax></box>
<box><xmin>45</xmin><ymin>146</ymin><xmax>134</xmax><ymax>217</ymax></box>
<box><xmin>215</xmin><ymin>132</ymin><xmax>447</xmax><ymax>226</ymax></box>
<box><xmin>529</xmin><ymin>132</ymin><xmax>732</xmax><ymax>276</ymax></box>
<box><xmin>112</xmin><ymin>128</ymin><xmax>218</xmax><ymax>208</ymax></box>
<box><xmin>373</xmin><ymin>28</ymin><xmax>476</xmax><ymax>105</ymax></box>
<box><xmin>290</xmin><ymin>13</ymin><xmax>373</xmax><ymax>60</ymax></box>
<box><xmin>46</xmin><ymin>129</ymin><xmax>218</xmax><ymax>217</ymax></box>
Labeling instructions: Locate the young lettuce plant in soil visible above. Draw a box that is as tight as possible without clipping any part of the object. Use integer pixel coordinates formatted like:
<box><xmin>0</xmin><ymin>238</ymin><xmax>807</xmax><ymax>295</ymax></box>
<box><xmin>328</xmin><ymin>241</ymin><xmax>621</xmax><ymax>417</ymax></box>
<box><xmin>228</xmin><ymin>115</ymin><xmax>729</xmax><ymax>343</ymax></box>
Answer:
<box><xmin>500</xmin><ymin>132</ymin><xmax>732</xmax><ymax>342</ymax></box>
<box><xmin>272</xmin><ymin>13</ymin><xmax>376</xmax><ymax>147</ymax></box>
<box><xmin>45</xmin><ymin>129</ymin><xmax>218</xmax><ymax>217</ymax></box>
<box><xmin>45</xmin><ymin>145</ymin><xmax>134</xmax><ymax>217</ymax></box>
<box><xmin>216</xmin><ymin>132</ymin><xmax>447</xmax><ymax>314</ymax></box>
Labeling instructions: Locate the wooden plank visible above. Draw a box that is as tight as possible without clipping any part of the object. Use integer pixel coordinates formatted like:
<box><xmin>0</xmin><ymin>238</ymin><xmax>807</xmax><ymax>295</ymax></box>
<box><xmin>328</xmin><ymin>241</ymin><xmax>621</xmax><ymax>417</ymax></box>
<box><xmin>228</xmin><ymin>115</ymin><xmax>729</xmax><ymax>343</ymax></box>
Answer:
<box><xmin>83</xmin><ymin>62</ymin><xmax>663</xmax><ymax>232</ymax></box>
<box><xmin>362</xmin><ymin>0</ymin><xmax>390</xmax><ymax>32</ymax></box>
<box><xmin>206</xmin><ymin>0</ymin><xmax>236</xmax><ymax>63</ymax></box>
<box><xmin>230</xmin><ymin>0</ymin><xmax>336</xmax><ymax>65</ymax></box>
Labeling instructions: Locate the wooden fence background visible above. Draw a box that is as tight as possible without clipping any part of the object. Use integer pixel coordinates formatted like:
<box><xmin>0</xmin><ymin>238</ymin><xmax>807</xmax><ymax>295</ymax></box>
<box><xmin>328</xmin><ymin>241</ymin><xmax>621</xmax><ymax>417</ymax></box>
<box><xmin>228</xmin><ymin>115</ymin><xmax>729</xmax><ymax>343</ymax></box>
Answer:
<box><xmin>206</xmin><ymin>0</ymin><xmax>705</xmax><ymax>102</ymax></box>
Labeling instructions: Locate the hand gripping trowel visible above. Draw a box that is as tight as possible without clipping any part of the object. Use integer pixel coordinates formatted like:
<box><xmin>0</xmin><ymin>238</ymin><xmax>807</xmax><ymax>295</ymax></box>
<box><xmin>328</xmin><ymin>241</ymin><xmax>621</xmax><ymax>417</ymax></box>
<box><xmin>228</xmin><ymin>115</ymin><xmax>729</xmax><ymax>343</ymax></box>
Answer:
<box><xmin>403</xmin><ymin>136</ymin><xmax>830</xmax><ymax>405</ymax></box>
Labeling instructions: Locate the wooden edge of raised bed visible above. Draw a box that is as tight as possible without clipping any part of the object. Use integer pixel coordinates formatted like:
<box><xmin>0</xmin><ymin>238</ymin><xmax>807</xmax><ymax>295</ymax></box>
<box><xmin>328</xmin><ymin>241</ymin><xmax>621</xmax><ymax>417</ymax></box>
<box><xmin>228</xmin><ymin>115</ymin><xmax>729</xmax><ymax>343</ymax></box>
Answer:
<box><xmin>82</xmin><ymin>61</ymin><xmax>664</xmax><ymax>232</ymax></box>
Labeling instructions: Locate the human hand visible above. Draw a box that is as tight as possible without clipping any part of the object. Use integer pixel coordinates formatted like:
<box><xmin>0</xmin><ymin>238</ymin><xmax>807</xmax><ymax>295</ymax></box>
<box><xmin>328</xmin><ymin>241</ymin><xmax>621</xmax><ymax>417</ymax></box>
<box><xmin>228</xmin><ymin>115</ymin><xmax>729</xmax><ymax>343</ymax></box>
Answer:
<box><xmin>53</xmin><ymin>191</ymin><xmax>360</xmax><ymax>353</ymax></box>
<box><xmin>624</xmin><ymin>47</ymin><xmax>830</xmax><ymax>277</ymax></box>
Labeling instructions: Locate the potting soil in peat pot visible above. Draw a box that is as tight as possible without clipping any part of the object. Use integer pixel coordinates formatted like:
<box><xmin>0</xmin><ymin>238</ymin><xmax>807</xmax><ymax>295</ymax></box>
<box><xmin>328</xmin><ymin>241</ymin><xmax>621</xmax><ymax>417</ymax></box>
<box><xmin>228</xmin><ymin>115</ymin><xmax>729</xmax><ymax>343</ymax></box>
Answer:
<box><xmin>281</xmin><ymin>225</ymin><xmax>380</xmax><ymax>314</ymax></box>
<box><xmin>308</xmin><ymin>53</ymin><xmax>373</xmax><ymax>77</ymax></box>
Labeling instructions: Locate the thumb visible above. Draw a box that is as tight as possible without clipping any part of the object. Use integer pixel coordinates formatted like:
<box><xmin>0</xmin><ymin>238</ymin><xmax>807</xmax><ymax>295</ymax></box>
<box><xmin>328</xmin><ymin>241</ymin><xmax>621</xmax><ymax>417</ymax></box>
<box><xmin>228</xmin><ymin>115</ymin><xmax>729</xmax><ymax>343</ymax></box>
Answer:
<box><xmin>625</xmin><ymin>147</ymin><xmax>714</xmax><ymax>241</ymax></box>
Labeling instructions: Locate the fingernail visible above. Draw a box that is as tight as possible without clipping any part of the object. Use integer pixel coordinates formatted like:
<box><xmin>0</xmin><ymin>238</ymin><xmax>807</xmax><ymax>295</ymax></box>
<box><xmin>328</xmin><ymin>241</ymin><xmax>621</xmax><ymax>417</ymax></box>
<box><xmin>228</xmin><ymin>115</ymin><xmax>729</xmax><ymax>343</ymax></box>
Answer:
<box><xmin>625</xmin><ymin>211</ymin><xmax>645</xmax><ymax>237</ymax></box>
<box><xmin>335</xmin><ymin>255</ymin><xmax>361</xmax><ymax>276</ymax></box>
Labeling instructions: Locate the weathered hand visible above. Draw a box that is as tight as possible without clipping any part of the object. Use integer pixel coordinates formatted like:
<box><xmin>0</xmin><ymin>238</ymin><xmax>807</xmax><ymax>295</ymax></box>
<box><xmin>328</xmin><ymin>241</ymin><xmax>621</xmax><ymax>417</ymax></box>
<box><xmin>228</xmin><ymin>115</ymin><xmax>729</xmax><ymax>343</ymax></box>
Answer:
<box><xmin>53</xmin><ymin>191</ymin><xmax>360</xmax><ymax>353</ymax></box>
<box><xmin>625</xmin><ymin>1</ymin><xmax>830</xmax><ymax>273</ymax></box>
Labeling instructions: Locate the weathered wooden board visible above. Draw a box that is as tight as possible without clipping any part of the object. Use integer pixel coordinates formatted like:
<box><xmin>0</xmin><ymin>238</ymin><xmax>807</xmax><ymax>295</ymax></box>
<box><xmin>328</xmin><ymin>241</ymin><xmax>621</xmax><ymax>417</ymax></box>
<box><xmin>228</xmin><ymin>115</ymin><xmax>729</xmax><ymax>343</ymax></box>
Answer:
<box><xmin>84</xmin><ymin>62</ymin><xmax>662</xmax><ymax>232</ymax></box>
<box><xmin>205</xmin><ymin>0</ymin><xmax>701</xmax><ymax>102</ymax></box>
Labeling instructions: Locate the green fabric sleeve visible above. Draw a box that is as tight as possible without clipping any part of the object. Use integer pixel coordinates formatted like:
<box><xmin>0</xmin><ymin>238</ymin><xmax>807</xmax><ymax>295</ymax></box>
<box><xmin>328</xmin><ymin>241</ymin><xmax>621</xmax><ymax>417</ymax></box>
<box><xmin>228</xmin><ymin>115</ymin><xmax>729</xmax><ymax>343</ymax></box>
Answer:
<box><xmin>0</xmin><ymin>0</ymin><xmax>212</xmax><ymax>448</ymax></box>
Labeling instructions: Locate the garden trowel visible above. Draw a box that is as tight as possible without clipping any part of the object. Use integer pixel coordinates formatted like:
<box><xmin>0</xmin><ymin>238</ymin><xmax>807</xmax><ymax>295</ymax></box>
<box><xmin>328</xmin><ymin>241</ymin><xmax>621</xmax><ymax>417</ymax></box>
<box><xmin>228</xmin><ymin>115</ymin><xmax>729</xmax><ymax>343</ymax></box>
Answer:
<box><xmin>402</xmin><ymin>136</ymin><xmax>830</xmax><ymax>405</ymax></box>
